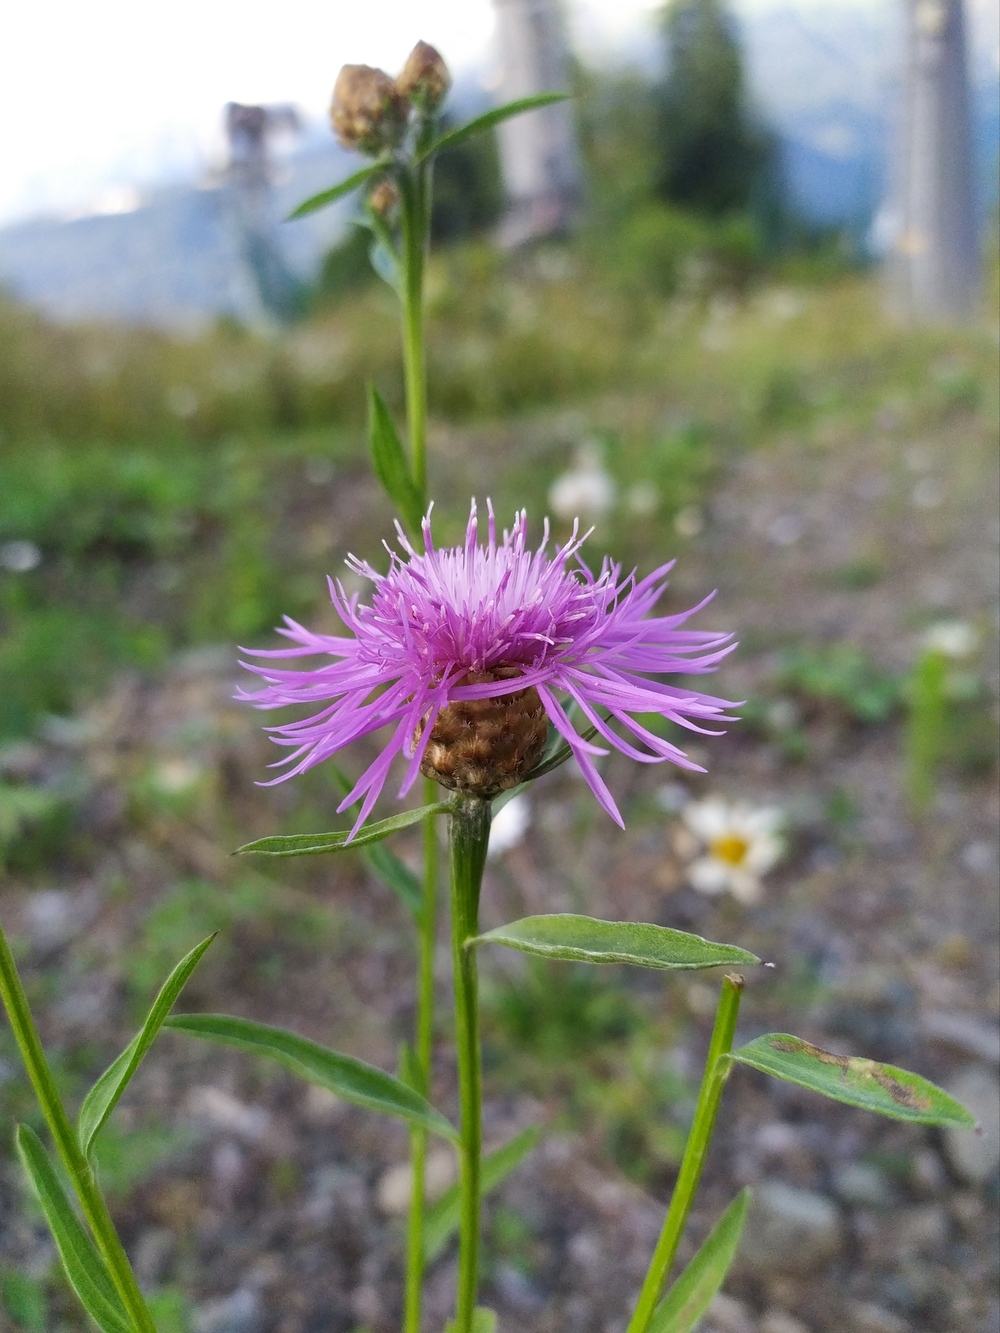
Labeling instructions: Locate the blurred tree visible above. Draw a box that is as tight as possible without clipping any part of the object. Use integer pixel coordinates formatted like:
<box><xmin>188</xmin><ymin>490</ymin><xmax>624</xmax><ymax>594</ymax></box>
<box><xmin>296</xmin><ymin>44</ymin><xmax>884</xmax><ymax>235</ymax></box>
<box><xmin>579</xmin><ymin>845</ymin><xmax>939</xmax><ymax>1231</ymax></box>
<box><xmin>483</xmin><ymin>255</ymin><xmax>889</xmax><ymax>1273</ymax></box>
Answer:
<box><xmin>656</xmin><ymin>0</ymin><xmax>775</xmax><ymax>218</ymax></box>
<box><xmin>430</xmin><ymin>118</ymin><xmax>504</xmax><ymax>243</ymax></box>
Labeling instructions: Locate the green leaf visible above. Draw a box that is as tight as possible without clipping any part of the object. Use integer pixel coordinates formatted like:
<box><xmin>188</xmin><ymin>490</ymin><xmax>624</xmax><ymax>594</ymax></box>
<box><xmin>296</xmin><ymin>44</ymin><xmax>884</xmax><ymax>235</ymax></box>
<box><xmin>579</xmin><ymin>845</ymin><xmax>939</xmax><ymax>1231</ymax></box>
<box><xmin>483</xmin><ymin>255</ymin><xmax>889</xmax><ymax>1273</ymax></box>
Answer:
<box><xmin>474</xmin><ymin>915</ymin><xmax>759</xmax><ymax>971</ymax></box>
<box><xmin>0</xmin><ymin>1269</ymin><xmax>47</xmax><ymax>1333</ymax></box>
<box><xmin>234</xmin><ymin>802</ymin><xmax>450</xmax><ymax>857</ymax></box>
<box><xmin>418</xmin><ymin>92</ymin><xmax>569</xmax><ymax>162</ymax></box>
<box><xmin>367</xmin><ymin>384</ymin><xmax>425</xmax><ymax>535</ymax></box>
<box><xmin>165</xmin><ymin>1013</ymin><xmax>457</xmax><ymax>1141</ymax></box>
<box><xmin>287</xmin><ymin>165</ymin><xmax>382</xmax><ymax>219</ymax></box>
<box><xmin>729</xmin><ymin>1034</ymin><xmax>977</xmax><ymax>1127</ymax></box>
<box><xmin>365</xmin><ymin>840</ymin><xmax>424</xmax><ymax>918</ymax></box>
<box><xmin>397</xmin><ymin>1040</ymin><xmax>422</xmax><ymax>1093</ymax></box>
<box><xmin>14</xmin><ymin>1126</ymin><xmax>131</xmax><ymax>1333</ymax></box>
<box><xmin>425</xmin><ymin>1126</ymin><xmax>540</xmax><ymax>1261</ymax></box>
<box><xmin>445</xmin><ymin>1308</ymin><xmax>497</xmax><ymax>1333</ymax></box>
<box><xmin>650</xmin><ymin>1189</ymin><xmax>750</xmax><ymax>1333</ymax></box>
<box><xmin>328</xmin><ymin>764</ymin><xmax>426</xmax><ymax>918</ymax></box>
<box><xmin>78</xmin><ymin>934</ymin><xmax>215</xmax><ymax>1159</ymax></box>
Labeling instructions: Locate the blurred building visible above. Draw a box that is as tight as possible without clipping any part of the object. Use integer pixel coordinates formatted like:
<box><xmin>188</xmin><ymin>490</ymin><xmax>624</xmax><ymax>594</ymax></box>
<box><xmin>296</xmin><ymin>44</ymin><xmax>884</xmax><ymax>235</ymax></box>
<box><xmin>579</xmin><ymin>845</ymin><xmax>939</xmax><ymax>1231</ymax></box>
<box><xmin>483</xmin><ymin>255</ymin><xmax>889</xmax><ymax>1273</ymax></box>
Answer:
<box><xmin>493</xmin><ymin>0</ymin><xmax>581</xmax><ymax>243</ymax></box>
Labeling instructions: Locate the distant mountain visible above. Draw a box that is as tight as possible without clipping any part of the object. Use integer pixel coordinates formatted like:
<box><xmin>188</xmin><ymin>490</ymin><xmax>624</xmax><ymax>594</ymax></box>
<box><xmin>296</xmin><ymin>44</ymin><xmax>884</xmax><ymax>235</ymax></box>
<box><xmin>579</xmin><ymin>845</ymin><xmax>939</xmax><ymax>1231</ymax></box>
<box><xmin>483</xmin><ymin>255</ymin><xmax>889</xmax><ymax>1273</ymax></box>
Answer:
<box><xmin>0</xmin><ymin>141</ymin><xmax>356</xmax><ymax>329</ymax></box>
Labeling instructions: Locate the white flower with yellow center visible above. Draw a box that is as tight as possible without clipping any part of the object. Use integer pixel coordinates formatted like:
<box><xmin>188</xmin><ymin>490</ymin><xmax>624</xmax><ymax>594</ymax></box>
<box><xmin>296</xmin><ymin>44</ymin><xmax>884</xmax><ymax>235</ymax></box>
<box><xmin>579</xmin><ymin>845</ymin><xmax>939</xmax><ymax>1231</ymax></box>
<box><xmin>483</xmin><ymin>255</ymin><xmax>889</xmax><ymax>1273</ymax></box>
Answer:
<box><xmin>681</xmin><ymin>798</ymin><xmax>784</xmax><ymax>904</ymax></box>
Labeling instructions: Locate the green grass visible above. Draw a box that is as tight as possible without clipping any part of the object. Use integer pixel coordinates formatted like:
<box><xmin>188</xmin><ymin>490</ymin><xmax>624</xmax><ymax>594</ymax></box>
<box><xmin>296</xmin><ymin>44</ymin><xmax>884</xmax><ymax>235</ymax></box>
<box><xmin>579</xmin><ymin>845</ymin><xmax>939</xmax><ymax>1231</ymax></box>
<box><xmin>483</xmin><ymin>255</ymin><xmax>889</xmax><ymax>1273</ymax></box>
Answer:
<box><xmin>1</xmin><ymin>254</ymin><xmax>996</xmax><ymax>744</ymax></box>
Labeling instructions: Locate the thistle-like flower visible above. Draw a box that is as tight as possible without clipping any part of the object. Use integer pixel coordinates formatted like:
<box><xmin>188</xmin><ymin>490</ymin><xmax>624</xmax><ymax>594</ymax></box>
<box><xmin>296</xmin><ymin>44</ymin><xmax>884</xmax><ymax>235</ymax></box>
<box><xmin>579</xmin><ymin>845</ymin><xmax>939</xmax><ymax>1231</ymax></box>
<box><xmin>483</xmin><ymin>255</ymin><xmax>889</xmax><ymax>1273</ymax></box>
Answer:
<box><xmin>240</xmin><ymin>503</ymin><xmax>736</xmax><ymax>834</ymax></box>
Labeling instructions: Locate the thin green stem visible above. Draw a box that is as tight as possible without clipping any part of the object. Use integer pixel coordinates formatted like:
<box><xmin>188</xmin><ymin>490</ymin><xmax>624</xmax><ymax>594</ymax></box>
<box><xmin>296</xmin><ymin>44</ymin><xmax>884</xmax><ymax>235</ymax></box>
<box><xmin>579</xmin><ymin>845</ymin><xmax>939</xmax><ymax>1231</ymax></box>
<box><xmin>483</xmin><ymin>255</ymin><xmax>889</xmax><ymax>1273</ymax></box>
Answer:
<box><xmin>0</xmin><ymin>922</ymin><xmax>157</xmax><ymax>1333</ymax></box>
<box><xmin>626</xmin><ymin>973</ymin><xmax>744</xmax><ymax>1333</ymax></box>
<box><xmin>403</xmin><ymin>779</ymin><xmax>440</xmax><ymax>1333</ymax></box>
<box><xmin>448</xmin><ymin>796</ymin><xmax>491</xmax><ymax>1333</ymax></box>
<box><xmin>399</xmin><ymin>162</ymin><xmax>429</xmax><ymax>500</ymax></box>
<box><xmin>398</xmin><ymin>140</ymin><xmax>434</xmax><ymax>1331</ymax></box>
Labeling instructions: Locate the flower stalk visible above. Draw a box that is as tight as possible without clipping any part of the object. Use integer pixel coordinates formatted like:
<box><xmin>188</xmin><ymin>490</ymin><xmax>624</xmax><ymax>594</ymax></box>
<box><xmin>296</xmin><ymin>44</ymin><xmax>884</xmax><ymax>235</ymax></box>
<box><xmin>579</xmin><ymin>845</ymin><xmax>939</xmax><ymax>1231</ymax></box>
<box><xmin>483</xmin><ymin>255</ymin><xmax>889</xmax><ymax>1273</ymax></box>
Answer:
<box><xmin>448</xmin><ymin>796</ymin><xmax>491</xmax><ymax>1332</ymax></box>
<box><xmin>0</xmin><ymin>922</ymin><xmax>157</xmax><ymax>1333</ymax></box>
<box><xmin>402</xmin><ymin>775</ymin><xmax>440</xmax><ymax>1333</ymax></box>
<box><xmin>626</xmin><ymin>973</ymin><xmax>744</xmax><ymax>1333</ymax></box>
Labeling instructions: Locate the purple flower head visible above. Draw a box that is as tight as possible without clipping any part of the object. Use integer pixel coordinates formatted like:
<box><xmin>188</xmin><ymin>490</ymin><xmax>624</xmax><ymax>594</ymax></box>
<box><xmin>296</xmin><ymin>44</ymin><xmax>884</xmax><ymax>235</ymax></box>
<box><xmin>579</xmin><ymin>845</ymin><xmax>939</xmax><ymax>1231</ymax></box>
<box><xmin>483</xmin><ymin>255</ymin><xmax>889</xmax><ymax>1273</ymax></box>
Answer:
<box><xmin>240</xmin><ymin>502</ymin><xmax>737</xmax><ymax>835</ymax></box>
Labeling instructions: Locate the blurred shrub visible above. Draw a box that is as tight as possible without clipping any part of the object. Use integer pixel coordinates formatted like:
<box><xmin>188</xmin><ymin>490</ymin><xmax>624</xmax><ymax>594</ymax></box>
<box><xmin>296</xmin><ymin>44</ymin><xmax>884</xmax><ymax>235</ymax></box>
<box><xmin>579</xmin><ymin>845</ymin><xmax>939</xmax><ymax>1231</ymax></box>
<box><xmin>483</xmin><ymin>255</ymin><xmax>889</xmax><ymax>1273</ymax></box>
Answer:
<box><xmin>0</xmin><ymin>780</ymin><xmax>75</xmax><ymax>873</ymax></box>
<box><xmin>313</xmin><ymin>225</ymin><xmax>378</xmax><ymax>307</ymax></box>
<box><xmin>655</xmin><ymin>0</ymin><xmax>776</xmax><ymax>220</ymax></box>
<box><xmin>431</xmin><ymin>117</ymin><xmax>503</xmax><ymax>243</ymax></box>
<box><xmin>775</xmin><ymin>644</ymin><xmax>902</xmax><ymax>725</ymax></box>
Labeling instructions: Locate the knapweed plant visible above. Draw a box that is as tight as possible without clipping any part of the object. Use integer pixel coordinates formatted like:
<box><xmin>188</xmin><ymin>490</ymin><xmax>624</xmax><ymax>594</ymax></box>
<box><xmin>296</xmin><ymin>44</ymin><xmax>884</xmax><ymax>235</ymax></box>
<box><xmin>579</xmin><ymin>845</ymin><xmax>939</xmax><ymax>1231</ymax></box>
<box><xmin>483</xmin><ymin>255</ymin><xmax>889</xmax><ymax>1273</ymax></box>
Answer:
<box><xmin>0</xmin><ymin>41</ymin><xmax>977</xmax><ymax>1333</ymax></box>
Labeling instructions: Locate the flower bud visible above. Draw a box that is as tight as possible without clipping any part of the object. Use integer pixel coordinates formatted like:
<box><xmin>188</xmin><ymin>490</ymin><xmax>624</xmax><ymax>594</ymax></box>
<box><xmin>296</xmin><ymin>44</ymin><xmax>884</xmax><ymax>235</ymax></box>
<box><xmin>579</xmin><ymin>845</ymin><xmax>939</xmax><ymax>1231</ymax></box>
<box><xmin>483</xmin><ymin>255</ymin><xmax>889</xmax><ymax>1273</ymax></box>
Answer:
<box><xmin>330</xmin><ymin>65</ymin><xmax>408</xmax><ymax>155</ymax></box>
<box><xmin>395</xmin><ymin>41</ymin><xmax>451</xmax><ymax>113</ymax></box>
<box><xmin>368</xmin><ymin>178</ymin><xmax>400</xmax><ymax>219</ymax></box>
<box><xmin>419</xmin><ymin>668</ymin><xmax>548</xmax><ymax>798</ymax></box>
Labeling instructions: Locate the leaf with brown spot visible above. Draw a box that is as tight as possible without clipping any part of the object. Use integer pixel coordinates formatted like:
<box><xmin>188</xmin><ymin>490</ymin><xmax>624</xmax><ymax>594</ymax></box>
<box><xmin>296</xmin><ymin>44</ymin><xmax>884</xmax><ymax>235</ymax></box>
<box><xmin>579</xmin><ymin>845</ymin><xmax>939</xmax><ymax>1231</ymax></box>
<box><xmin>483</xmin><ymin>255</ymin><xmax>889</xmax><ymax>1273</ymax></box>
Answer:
<box><xmin>729</xmin><ymin>1033</ymin><xmax>975</xmax><ymax>1127</ymax></box>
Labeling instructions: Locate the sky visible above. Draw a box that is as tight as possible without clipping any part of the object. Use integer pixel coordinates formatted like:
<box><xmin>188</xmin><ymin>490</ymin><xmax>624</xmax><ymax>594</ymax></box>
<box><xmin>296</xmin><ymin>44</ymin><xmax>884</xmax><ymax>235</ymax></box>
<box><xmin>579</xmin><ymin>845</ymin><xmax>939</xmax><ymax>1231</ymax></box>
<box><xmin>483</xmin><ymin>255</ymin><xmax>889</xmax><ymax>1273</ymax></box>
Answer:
<box><xmin>3</xmin><ymin>0</ymin><xmax>996</xmax><ymax>226</ymax></box>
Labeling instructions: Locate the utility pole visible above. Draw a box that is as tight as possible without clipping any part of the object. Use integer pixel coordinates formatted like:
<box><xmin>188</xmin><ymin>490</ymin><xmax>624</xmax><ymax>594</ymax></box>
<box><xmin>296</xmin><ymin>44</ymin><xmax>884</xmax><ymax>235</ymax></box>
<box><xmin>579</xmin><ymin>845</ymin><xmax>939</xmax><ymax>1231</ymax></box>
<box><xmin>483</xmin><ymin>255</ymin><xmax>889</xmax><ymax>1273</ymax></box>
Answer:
<box><xmin>889</xmin><ymin>0</ymin><xmax>979</xmax><ymax>320</ymax></box>
<box><xmin>225</xmin><ymin>102</ymin><xmax>302</xmax><ymax>320</ymax></box>
<box><xmin>492</xmin><ymin>0</ymin><xmax>581</xmax><ymax>244</ymax></box>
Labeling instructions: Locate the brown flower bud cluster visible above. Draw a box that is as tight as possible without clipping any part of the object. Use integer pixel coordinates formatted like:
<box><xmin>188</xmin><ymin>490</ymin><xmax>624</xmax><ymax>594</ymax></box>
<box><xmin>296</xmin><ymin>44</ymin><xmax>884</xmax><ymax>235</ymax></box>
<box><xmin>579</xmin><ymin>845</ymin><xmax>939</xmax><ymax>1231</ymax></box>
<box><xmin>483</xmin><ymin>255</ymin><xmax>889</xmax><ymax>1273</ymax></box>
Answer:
<box><xmin>330</xmin><ymin>42</ymin><xmax>451</xmax><ymax>156</ymax></box>
<box><xmin>330</xmin><ymin>65</ymin><xmax>408</xmax><ymax>155</ymax></box>
<box><xmin>395</xmin><ymin>41</ymin><xmax>451</xmax><ymax>114</ymax></box>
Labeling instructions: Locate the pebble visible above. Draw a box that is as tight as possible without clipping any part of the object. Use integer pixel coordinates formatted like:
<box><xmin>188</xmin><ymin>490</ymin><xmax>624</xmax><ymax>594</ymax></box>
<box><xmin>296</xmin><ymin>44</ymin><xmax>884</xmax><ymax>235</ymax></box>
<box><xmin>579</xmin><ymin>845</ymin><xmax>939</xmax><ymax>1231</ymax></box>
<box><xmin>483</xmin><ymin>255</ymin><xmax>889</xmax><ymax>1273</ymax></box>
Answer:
<box><xmin>375</xmin><ymin>1146</ymin><xmax>456</xmax><ymax>1216</ymax></box>
<box><xmin>133</xmin><ymin>1227</ymin><xmax>175</xmax><ymax>1284</ymax></box>
<box><xmin>703</xmin><ymin>1292</ymin><xmax>756</xmax><ymax>1333</ymax></box>
<box><xmin>845</xmin><ymin>1302</ymin><xmax>912</xmax><ymax>1333</ymax></box>
<box><xmin>921</xmin><ymin>1011</ymin><xmax>1000</xmax><ymax>1066</ymax></box>
<box><xmin>187</xmin><ymin>1087</ymin><xmax>270</xmax><ymax>1143</ymax></box>
<box><xmin>23</xmin><ymin>888</ymin><xmax>99</xmax><ymax>951</ymax></box>
<box><xmin>895</xmin><ymin>1204</ymin><xmax>949</xmax><ymax>1253</ymax></box>
<box><xmin>493</xmin><ymin>1262</ymin><xmax>545</xmax><ymax>1313</ymax></box>
<box><xmin>830</xmin><ymin>1161</ymin><xmax>895</xmax><ymax>1210</ymax></box>
<box><xmin>299</xmin><ymin>1165</ymin><xmax>366</xmax><ymax>1228</ymax></box>
<box><xmin>741</xmin><ymin>1182</ymin><xmax>843</xmax><ymax>1275</ymax></box>
<box><xmin>942</xmin><ymin>1065</ymin><xmax>1000</xmax><ymax>1184</ymax></box>
<box><xmin>759</xmin><ymin>1313</ymin><xmax>811</xmax><ymax>1333</ymax></box>
<box><xmin>191</xmin><ymin>1288</ymin><xmax>261</xmax><ymax>1333</ymax></box>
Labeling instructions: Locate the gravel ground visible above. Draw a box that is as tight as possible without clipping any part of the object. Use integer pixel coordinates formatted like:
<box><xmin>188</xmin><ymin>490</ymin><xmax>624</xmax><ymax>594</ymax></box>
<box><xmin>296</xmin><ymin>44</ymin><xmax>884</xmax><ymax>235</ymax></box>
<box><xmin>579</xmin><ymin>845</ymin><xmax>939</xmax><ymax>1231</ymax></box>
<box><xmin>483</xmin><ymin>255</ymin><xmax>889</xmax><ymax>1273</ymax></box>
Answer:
<box><xmin>1</xmin><ymin>360</ymin><xmax>998</xmax><ymax>1333</ymax></box>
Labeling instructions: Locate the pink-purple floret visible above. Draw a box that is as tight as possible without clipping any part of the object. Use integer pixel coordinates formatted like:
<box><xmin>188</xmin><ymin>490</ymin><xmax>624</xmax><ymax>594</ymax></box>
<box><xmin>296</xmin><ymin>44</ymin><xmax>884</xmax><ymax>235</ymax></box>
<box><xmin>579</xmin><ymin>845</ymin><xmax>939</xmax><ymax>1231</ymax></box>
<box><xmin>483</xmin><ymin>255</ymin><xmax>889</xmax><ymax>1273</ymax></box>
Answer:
<box><xmin>239</xmin><ymin>502</ymin><xmax>737</xmax><ymax>835</ymax></box>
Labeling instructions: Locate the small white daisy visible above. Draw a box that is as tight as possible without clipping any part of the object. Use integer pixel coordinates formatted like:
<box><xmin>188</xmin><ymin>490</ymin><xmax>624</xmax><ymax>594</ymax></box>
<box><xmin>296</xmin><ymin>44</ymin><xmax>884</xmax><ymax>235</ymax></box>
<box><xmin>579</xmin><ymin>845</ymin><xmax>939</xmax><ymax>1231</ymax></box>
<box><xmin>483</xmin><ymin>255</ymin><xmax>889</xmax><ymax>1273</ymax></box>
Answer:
<box><xmin>681</xmin><ymin>797</ymin><xmax>784</xmax><ymax>904</ymax></box>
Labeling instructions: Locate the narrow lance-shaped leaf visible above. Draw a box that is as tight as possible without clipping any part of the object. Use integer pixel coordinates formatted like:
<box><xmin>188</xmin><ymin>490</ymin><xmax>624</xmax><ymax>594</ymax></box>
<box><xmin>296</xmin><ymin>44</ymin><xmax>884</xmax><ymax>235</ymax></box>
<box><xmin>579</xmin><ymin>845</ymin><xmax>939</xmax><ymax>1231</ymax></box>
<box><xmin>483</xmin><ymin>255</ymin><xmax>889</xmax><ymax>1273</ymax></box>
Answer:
<box><xmin>235</xmin><ymin>801</ymin><xmax>450</xmax><ymax>858</ymax></box>
<box><xmin>368</xmin><ymin>384</ymin><xmax>425</xmax><ymax>536</ymax></box>
<box><xmin>287</xmin><ymin>164</ymin><xmax>383</xmax><ymax>219</ymax></box>
<box><xmin>365</xmin><ymin>840</ymin><xmax>424</xmax><ymax>918</ymax></box>
<box><xmin>649</xmin><ymin>1189</ymin><xmax>750</xmax><ymax>1333</ymax></box>
<box><xmin>329</xmin><ymin>764</ymin><xmax>425</xmax><ymax>918</ymax></box>
<box><xmin>165</xmin><ymin>1013</ymin><xmax>457</xmax><ymax>1142</ymax></box>
<box><xmin>78</xmin><ymin>934</ymin><xmax>215</xmax><ymax>1159</ymax></box>
<box><xmin>424</xmin><ymin>1126</ymin><xmax>540</xmax><ymax>1262</ymax></box>
<box><xmin>417</xmin><ymin>92</ymin><xmax>569</xmax><ymax>163</ymax></box>
<box><xmin>730</xmin><ymin>1034</ymin><xmax>977</xmax><ymax>1128</ymax></box>
<box><xmin>15</xmin><ymin>1126</ymin><xmax>131</xmax><ymax>1333</ymax></box>
<box><xmin>475</xmin><ymin>915</ymin><xmax>760</xmax><ymax>971</ymax></box>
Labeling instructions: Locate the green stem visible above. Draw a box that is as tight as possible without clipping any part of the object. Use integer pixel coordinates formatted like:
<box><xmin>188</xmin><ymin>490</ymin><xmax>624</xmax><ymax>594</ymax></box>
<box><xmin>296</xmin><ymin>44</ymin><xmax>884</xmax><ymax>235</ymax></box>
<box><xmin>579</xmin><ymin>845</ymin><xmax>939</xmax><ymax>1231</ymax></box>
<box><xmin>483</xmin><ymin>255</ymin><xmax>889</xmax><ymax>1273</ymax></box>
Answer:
<box><xmin>398</xmin><ymin>141</ymin><xmax>434</xmax><ymax>1331</ymax></box>
<box><xmin>626</xmin><ymin>973</ymin><xmax>744</xmax><ymax>1333</ymax></box>
<box><xmin>0</xmin><ymin>921</ymin><xmax>157</xmax><ymax>1333</ymax></box>
<box><xmin>399</xmin><ymin>162</ymin><xmax>430</xmax><ymax>499</ymax></box>
<box><xmin>403</xmin><ymin>778</ymin><xmax>440</xmax><ymax>1333</ymax></box>
<box><xmin>449</xmin><ymin>796</ymin><xmax>491</xmax><ymax>1333</ymax></box>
